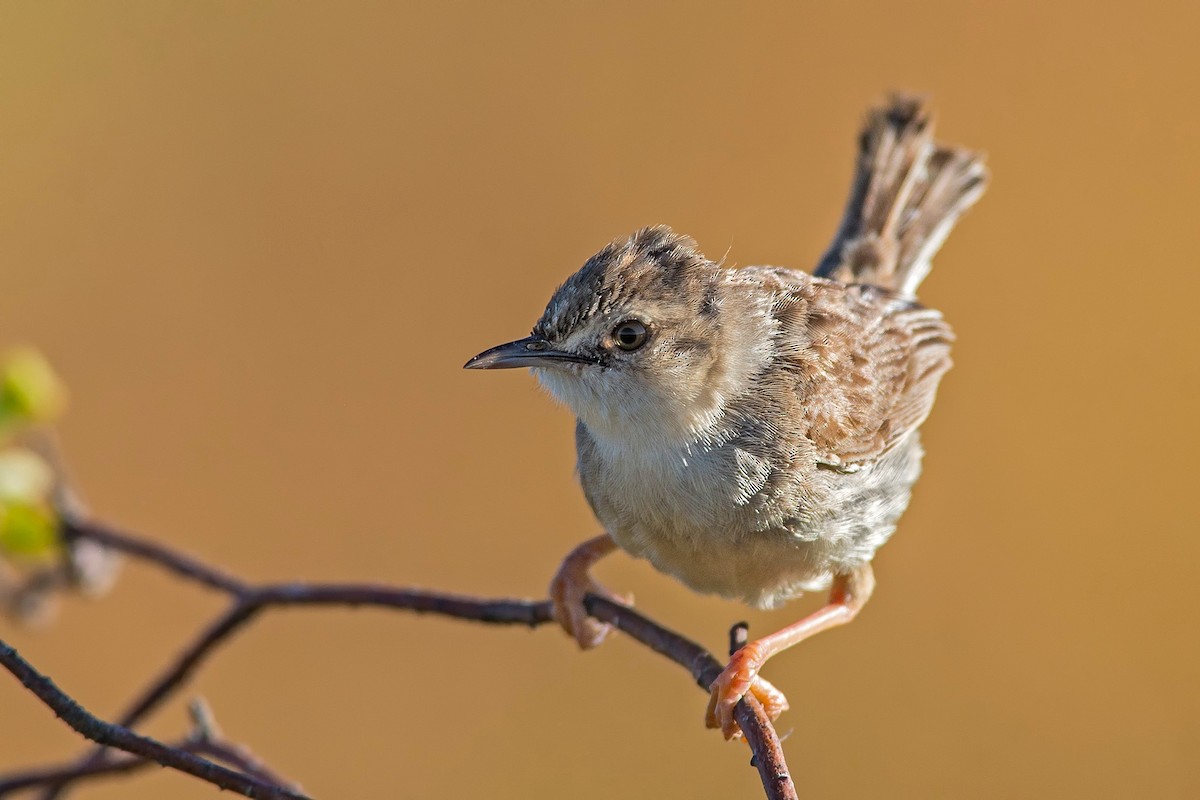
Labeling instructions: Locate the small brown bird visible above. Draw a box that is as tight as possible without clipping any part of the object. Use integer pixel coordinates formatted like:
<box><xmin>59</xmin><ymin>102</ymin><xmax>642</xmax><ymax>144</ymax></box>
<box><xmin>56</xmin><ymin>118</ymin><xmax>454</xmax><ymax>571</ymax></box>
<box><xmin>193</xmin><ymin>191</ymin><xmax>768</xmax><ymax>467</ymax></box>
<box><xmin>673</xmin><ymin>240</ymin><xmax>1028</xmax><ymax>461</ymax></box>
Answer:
<box><xmin>466</xmin><ymin>96</ymin><xmax>986</xmax><ymax>739</ymax></box>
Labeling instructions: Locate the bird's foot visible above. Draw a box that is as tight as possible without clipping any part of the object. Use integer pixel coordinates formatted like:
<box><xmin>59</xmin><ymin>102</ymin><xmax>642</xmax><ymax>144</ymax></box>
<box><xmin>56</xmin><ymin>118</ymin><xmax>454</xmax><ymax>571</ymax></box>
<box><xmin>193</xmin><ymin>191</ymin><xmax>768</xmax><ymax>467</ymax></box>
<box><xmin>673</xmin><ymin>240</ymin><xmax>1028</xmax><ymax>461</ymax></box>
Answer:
<box><xmin>705</xmin><ymin>644</ymin><xmax>790</xmax><ymax>740</ymax></box>
<box><xmin>548</xmin><ymin>543</ymin><xmax>631</xmax><ymax>650</ymax></box>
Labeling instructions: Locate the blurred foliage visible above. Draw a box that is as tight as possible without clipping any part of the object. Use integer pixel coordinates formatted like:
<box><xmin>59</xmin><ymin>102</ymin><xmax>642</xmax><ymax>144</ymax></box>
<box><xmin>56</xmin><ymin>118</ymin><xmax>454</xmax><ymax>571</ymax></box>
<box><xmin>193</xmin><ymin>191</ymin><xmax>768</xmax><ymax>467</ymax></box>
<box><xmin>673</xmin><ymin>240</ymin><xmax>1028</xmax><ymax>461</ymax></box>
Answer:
<box><xmin>0</xmin><ymin>347</ymin><xmax>67</xmax><ymax>431</ymax></box>
<box><xmin>0</xmin><ymin>349</ymin><xmax>65</xmax><ymax>561</ymax></box>
<box><xmin>0</xmin><ymin>502</ymin><xmax>58</xmax><ymax>559</ymax></box>
<box><xmin>0</xmin><ymin>349</ymin><xmax>119</xmax><ymax>624</ymax></box>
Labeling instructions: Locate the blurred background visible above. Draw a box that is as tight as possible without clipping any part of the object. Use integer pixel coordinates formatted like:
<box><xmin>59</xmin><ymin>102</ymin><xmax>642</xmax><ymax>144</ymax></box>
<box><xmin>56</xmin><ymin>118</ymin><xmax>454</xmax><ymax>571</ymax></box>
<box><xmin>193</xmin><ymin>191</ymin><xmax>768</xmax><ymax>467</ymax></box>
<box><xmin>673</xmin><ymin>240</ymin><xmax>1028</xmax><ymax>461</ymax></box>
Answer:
<box><xmin>2</xmin><ymin>2</ymin><xmax>1198</xmax><ymax>798</ymax></box>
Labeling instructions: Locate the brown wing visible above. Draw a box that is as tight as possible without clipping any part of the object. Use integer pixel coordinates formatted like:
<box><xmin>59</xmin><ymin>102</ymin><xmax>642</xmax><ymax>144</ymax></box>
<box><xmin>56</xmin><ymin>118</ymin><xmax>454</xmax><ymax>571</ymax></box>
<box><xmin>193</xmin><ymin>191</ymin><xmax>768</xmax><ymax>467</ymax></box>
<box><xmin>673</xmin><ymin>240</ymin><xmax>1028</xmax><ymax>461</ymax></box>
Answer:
<box><xmin>765</xmin><ymin>274</ymin><xmax>954</xmax><ymax>468</ymax></box>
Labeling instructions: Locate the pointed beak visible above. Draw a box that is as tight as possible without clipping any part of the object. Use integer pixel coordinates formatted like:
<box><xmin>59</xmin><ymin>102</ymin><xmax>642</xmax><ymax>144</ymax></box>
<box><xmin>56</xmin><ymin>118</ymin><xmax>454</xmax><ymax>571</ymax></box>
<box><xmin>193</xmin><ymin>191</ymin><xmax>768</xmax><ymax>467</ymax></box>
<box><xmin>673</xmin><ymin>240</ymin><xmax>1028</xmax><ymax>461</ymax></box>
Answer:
<box><xmin>463</xmin><ymin>336</ymin><xmax>598</xmax><ymax>370</ymax></box>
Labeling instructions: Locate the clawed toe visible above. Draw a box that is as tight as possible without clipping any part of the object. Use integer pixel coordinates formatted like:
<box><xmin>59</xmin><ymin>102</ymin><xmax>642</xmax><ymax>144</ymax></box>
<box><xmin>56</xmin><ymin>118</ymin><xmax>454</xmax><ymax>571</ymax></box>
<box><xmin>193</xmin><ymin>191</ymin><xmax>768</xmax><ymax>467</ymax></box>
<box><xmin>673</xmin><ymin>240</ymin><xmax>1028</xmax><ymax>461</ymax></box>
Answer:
<box><xmin>548</xmin><ymin>537</ymin><xmax>629</xmax><ymax>650</ymax></box>
<box><xmin>705</xmin><ymin>646</ymin><xmax>786</xmax><ymax>740</ymax></box>
<box><xmin>748</xmin><ymin>674</ymin><xmax>789</xmax><ymax>720</ymax></box>
<box><xmin>557</xmin><ymin>595</ymin><xmax>613</xmax><ymax>649</ymax></box>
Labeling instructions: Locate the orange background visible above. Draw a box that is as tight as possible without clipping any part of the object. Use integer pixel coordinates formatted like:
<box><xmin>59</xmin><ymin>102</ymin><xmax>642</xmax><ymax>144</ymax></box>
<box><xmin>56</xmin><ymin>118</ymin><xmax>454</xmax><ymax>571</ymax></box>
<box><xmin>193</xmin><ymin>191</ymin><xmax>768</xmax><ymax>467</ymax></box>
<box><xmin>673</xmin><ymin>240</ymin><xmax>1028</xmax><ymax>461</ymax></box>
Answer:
<box><xmin>3</xmin><ymin>3</ymin><xmax>1198</xmax><ymax>798</ymax></box>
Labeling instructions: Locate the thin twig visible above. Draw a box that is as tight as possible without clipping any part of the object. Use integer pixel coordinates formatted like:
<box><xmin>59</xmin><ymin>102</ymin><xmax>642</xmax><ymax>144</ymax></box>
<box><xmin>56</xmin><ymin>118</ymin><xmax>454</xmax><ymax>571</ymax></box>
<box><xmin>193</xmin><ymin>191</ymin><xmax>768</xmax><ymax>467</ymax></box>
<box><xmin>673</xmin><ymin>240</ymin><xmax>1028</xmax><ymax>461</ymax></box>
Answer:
<box><xmin>0</xmin><ymin>703</ymin><xmax>303</xmax><ymax>796</ymax></box>
<box><xmin>734</xmin><ymin>692</ymin><xmax>798</xmax><ymax>800</ymax></box>
<box><xmin>189</xmin><ymin>698</ymin><xmax>302</xmax><ymax>791</ymax></box>
<box><xmin>0</xmin><ymin>640</ymin><xmax>311</xmax><ymax>800</ymax></box>
<box><xmin>728</xmin><ymin>621</ymin><xmax>797</xmax><ymax>800</ymax></box>
<box><xmin>730</xmin><ymin>621</ymin><xmax>751</xmax><ymax>657</ymax></box>
<box><xmin>192</xmin><ymin>740</ymin><xmax>298</xmax><ymax>793</ymax></box>
<box><xmin>59</xmin><ymin>517</ymin><xmax>248</xmax><ymax>596</ymax></box>
<box><xmin>0</xmin><ymin>740</ymin><xmax>295</xmax><ymax>795</ymax></box>
<box><xmin>115</xmin><ymin>600</ymin><xmax>265</xmax><ymax>729</ymax></box>
<box><xmin>0</xmin><ymin>749</ymin><xmax>167</xmax><ymax>793</ymax></box>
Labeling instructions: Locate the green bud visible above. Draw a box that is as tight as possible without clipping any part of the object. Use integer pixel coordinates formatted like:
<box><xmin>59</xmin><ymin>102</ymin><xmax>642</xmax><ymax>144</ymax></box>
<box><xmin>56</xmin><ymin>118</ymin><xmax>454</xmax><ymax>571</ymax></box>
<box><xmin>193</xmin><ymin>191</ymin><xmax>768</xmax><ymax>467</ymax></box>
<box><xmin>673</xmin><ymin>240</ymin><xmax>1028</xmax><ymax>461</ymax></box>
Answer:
<box><xmin>0</xmin><ymin>448</ymin><xmax>58</xmax><ymax>559</ymax></box>
<box><xmin>0</xmin><ymin>348</ymin><xmax>67</xmax><ymax>430</ymax></box>
<box><xmin>0</xmin><ymin>501</ymin><xmax>59</xmax><ymax>559</ymax></box>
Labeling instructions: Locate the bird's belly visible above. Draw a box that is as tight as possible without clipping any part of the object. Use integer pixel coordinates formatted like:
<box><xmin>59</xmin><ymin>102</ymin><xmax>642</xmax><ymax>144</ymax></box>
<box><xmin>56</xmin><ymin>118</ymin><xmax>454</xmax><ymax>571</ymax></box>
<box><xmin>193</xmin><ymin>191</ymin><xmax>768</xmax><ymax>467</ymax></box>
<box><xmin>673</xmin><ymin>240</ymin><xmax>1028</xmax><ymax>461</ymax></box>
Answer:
<box><xmin>586</xmin><ymin>433</ymin><xmax>926</xmax><ymax>609</ymax></box>
<box><xmin>585</xmin><ymin>442</ymin><xmax>831</xmax><ymax>608</ymax></box>
<box><xmin>615</xmin><ymin>519</ymin><xmax>835</xmax><ymax>609</ymax></box>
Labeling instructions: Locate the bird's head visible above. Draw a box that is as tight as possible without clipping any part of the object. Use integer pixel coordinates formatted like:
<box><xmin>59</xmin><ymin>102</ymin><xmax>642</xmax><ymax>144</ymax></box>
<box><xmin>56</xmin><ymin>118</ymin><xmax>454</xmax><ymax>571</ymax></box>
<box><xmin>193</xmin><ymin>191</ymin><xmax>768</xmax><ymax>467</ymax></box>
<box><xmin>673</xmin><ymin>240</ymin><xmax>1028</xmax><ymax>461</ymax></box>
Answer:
<box><xmin>465</xmin><ymin>226</ymin><xmax>772</xmax><ymax>444</ymax></box>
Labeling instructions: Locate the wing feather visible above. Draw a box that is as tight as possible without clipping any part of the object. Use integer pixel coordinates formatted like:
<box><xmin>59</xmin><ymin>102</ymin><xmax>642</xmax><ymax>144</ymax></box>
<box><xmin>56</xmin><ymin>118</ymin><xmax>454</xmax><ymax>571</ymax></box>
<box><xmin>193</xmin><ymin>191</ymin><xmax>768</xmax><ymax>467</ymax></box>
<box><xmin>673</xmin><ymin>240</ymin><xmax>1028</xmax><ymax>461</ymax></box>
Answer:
<box><xmin>743</xmin><ymin>267</ymin><xmax>953</xmax><ymax>468</ymax></box>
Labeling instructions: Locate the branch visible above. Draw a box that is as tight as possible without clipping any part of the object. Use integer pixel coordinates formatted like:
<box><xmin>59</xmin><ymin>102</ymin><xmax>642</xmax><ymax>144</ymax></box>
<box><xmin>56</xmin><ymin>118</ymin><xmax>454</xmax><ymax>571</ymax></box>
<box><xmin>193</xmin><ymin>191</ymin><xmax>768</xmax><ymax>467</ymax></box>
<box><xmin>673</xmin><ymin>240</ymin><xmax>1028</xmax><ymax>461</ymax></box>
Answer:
<box><xmin>60</xmin><ymin>518</ymin><xmax>247</xmax><ymax>595</ymax></box>
<box><xmin>6</xmin><ymin>517</ymin><xmax>795</xmax><ymax>800</ymax></box>
<box><xmin>0</xmin><ymin>748</ymin><xmax>173</xmax><ymax>794</ymax></box>
<box><xmin>0</xmin><ymin>738</ymin><xmax>294</xmax><ymax>795</ymax></box>
<box><xmin>0</xmin><ymin>699</ymin><xmax>301</xmax><ymax>795</ymax></box>
<box><xmin>0</xmin><ymin>640</ymin><xmax>311</xmax><ymax>800</ymax></box>
<box><xmin>187</xmin><ymin>697</ymin><xmax>303</xmax><ymax>791</ymax></box>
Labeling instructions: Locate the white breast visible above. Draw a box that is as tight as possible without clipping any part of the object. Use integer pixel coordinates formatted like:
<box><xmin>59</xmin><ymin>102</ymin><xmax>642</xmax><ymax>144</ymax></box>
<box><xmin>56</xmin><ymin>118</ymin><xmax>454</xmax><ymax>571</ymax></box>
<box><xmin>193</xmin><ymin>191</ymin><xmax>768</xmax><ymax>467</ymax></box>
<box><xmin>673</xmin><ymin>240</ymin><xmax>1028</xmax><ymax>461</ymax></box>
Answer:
<box><xmin>580</xmin><ymin>427</ymin><xmax>833</xmax><ymax>609</ymax></box>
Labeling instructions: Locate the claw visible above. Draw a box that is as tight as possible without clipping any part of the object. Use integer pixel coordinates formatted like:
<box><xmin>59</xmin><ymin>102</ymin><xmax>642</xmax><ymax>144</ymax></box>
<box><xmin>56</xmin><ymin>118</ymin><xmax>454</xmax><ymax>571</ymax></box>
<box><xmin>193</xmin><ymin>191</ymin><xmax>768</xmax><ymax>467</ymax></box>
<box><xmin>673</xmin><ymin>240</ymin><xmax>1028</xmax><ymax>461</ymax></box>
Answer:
<box><xmin>548</xmin><ymin>535</ymin><xmax>629</xmax><ymax>650</ymax></box>
<box><xmin>705</xmin><ymin>645</ymin><xmax>788</xmax><ymax>740</ymax></box>
<box><xmin>550</xmin><ymin>571</ymin><xmax>612</xmax><ymax>649</ymax></box>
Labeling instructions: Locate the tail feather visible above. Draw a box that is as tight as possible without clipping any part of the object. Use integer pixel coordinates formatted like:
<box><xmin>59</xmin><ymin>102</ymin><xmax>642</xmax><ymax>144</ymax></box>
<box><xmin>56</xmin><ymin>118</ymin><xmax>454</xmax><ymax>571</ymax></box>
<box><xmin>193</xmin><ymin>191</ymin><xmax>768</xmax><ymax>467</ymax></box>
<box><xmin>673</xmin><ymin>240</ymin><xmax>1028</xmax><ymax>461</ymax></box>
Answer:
<box><xmin>814</xmin><ymin>95</ymin><xmax>988</xmax><ymax>297</ymax></box>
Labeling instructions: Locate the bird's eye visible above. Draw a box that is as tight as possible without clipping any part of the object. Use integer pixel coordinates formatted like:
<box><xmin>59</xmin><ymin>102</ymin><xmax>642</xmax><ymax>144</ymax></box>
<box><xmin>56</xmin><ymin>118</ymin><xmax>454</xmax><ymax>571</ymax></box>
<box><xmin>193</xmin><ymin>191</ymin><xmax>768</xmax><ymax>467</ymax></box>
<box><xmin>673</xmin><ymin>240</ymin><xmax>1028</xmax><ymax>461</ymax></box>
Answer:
<box><xmin>613</xmin><ymin>320</ymin><xmax>649</xmax><ymax>351</ymax></box>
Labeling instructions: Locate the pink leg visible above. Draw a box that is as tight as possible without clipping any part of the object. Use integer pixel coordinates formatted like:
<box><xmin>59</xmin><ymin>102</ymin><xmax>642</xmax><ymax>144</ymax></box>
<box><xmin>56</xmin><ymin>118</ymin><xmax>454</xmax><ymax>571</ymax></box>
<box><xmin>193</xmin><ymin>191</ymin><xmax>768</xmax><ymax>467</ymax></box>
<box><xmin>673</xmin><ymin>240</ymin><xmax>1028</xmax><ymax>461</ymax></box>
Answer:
<box><xmin>705</xmin><ymin>563</ymin><xmax>876</xmax><ymax>739</ymax></box>
<box><xmin>548</xmin><ymin>534</ymin><xmax>630</xmax><ymax>650</ymax></box>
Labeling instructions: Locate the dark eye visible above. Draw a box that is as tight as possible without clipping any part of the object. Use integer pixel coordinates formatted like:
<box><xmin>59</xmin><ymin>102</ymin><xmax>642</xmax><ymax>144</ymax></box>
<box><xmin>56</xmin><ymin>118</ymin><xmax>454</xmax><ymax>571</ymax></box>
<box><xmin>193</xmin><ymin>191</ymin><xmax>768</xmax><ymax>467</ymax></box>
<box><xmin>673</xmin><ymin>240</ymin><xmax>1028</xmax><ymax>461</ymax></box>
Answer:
<box><xmin>613</xmin><ymin>320</ymin><xmax>649</xmax><ymax>351</ymax></box>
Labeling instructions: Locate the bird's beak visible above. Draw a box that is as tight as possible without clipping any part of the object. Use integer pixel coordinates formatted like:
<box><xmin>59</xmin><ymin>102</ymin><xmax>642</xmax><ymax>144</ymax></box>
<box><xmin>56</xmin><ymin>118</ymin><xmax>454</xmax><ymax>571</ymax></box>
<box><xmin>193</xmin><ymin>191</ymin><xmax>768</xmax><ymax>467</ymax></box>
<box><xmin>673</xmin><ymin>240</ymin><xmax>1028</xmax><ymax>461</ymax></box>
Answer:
<box><xmin>463</xmin><ymin>336</ymin><xmax>597</xmax><ymax>370</ymax></box>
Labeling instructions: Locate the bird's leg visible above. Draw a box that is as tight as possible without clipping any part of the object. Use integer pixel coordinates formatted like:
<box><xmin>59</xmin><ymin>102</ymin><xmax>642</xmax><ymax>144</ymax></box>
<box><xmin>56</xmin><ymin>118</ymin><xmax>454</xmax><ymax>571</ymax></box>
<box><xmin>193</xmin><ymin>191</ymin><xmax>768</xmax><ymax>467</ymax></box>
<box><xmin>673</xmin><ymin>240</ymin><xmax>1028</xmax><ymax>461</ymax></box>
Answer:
<box><xmin>706</xmin><ymin>563</ymin><xmax>876</xmax><ymax>739</ymax></box>
<box><xmin>548</xmin><ymin>533</ymin><xmax>630</xmax><ymax>649</ymax></box>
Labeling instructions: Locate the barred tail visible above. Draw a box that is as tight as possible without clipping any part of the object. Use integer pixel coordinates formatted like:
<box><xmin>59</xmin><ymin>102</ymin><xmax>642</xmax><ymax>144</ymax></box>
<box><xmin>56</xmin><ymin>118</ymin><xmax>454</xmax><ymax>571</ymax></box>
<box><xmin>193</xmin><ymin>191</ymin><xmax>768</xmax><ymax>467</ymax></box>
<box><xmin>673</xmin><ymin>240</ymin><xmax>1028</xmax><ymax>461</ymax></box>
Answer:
<box><xmin>814</xmin><ymin>95</ymin><xmax>988</xmax><ymax>297</ymax></box>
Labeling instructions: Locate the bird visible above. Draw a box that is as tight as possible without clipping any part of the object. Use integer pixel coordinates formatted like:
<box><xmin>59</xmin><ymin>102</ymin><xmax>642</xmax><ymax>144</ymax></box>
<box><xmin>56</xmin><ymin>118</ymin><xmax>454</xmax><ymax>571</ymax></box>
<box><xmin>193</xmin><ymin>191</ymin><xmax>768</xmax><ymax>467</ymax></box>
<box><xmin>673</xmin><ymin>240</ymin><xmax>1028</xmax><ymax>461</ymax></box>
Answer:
<box><xmin>464</xmin><ymin>95</ymin><xmax>987</xmax><ymax>740</ymax></box>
